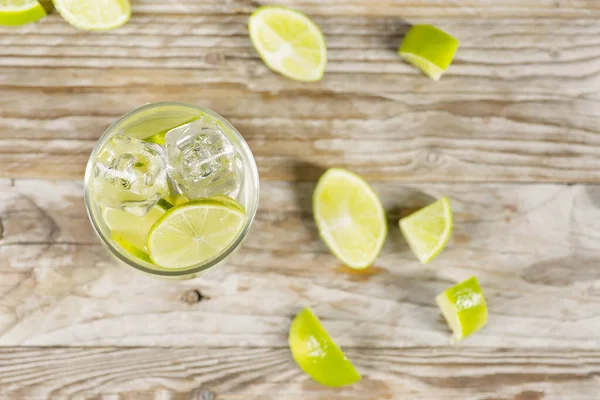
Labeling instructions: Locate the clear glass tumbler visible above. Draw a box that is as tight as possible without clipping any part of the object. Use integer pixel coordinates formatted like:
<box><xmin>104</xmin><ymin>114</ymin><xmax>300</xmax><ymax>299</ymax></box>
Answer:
<box><xmin>84</xmin><ymin>102</ymin><xmax>259</xmax><ymax>278</ymax></box>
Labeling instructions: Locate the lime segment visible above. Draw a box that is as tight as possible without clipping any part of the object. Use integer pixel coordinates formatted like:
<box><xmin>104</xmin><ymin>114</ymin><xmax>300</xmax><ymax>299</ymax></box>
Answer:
<box><xmin>147</xmin><ymin>200</ymin><xmax>245</xmax><ymax>270</ymax></box>
<box><xmin>53</xmin><ymin>0</ymin><xmax>130</xmax><ymax>31</ymax></box>
<box><xmin>249</xmin><ymin>6</ymin><xmax>327</xmax><ymax>82</ymax></box>
<box><xmin>289</xmin><ymin>307</ymin><xmax>361</xmax><ymax>387</ymax></box>
<box><xmin>0</xmin><ymin>0</ymin><xmax>46</xmax><ymax>26</ymax></box>
<box><xmin>436</xmin><ymin>276</ymin><xmax>488</xmax><ymax>340</ymax></box>
<box><xmin>399</xmin><ymin>196</ymin><xmax>452</xmax><ymax>264</ymax></box>
<box><xmin>313</xmin><ymin>168</ymin><xmax>387</xmax><ymax>269</ymax></box>
<box><xmin>399</xmin><ymin>25</ymin><xmax>459</xmax><ymax>81</ymax></box>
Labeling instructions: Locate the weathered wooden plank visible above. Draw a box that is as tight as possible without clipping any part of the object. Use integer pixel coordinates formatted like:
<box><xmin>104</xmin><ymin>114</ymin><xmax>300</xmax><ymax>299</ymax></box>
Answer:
<box><xmin>2</xmin><ymin>13</ymin><xmax>600</xmax><ymax>181</ymax></box>
<box><xmin>56</xmin><ymin>0</ymin><xmax>600</xmax><ymax>18</ymax></box>
<box><xmin>1</xmin><ymin>179</ymin><xmax>600</xmax><ymax>348</ymax></box>
<box><xmin>0</xmin><ymin>347</ymin><xmax>598</xmax><ymax>400</ymax></box>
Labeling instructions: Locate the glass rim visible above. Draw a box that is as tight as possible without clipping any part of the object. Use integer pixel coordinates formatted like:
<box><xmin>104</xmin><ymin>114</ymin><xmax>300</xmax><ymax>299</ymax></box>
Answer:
<box><xmin>83</xmin><ymin>101</ymin><xmax>260</xmax><ymax>277</ymax></box>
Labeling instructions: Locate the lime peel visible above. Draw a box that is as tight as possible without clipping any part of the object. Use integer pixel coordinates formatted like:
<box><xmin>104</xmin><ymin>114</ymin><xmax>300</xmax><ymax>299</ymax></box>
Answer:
<box><xmin>289</xmin><ymin>307</ymin><xmax>361</xmax><ymax>387</ymax></box>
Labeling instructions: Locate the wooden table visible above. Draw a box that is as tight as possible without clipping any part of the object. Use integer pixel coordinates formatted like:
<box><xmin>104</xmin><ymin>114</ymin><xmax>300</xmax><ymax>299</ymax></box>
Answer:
<box><xmin>2</xmin><ymin>1</ymin><xmax>600</xmax><ymax>398</ymax></box>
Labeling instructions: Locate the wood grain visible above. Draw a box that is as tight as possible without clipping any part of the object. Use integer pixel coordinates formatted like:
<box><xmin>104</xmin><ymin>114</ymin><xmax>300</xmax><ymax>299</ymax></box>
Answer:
<box><xmin>2</xmin><ymin>178</ymin><xmax>600</xmax><ymax>348</ymax></box>
<box><xmin>1</xmin><ymin>347</ymin><xmax>598</xmax><ymax>400</ymax></box>
<box><xmin>2</xmin><ymin>3</ymin><xmax>600</xmax><ymax>181</ymax></box>
<box><xmin>2</xmin><ymin>1</ymin><xmax>600</xmax><ymax>397</ymax></box>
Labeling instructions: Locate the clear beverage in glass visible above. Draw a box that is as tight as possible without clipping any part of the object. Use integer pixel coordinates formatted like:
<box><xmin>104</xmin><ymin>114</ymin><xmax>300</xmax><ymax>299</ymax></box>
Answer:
<box><xmin>84</xmin><ymin>102</ymin><xmax>259</xmax><ymax>278</ymax></box>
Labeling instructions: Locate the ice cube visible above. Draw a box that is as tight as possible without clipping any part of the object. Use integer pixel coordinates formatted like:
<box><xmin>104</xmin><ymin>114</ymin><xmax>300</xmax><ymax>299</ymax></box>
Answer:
<box><xmin>92</xmin><ymin>134</ymin><xmax>169</xmax><ymax>216</ymax></box>
<box><xmin>165</xmin><ymin>118</ymin><xmax>243</xmax><ymax>200</ymax></box>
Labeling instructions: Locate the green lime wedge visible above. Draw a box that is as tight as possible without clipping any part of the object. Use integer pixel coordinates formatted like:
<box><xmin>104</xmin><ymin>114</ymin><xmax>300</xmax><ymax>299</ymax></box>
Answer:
<box><xmin>313</xmin><ymin>168</ymin><xmax>387</xmax><ymax>269</ymax></box>
<box><xmin>436</xmin><ymin>276</ymin><xmax>488</xmax><ymax>340</ymax></box>
<box><xmin>147</xmin><ymin>199</ymin><xmax>245</xmax><ymax>270</ymax></box>
<box><xmin>399</xmin><ymin>25</ymin><xmax>459</xmax><ymax>81</ymax></box>
<box><xmin>249</xmin><ymin>6</ymin><xmax>327</xmax><ymax>82</ymax></box>
<box><xmin>0</xmin><ymin>0</ymin><xmax>46</xmax><ymax>26</ymax></box>
<box><xmin>53</xmin><ymin>0</ymin><xmax>130</xmax><ymax>31</ymax></box>
<box><xmin>103</xmin><ymin>206</ymin><xmax>164</xmax><ymax>252</ymax></box>
<box><xmin>289</xmin><ymin>307</ymin><xmax>361</xmax><ymax>387</ymax></box>
<box><xmin>399</xmin><ymin>196</ymin><xmax>452</xmax><ymax>264</ymax></box>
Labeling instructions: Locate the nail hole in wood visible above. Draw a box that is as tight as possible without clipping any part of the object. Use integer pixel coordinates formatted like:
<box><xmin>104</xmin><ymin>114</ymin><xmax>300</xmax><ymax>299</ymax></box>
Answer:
<box><xmin>182</xmin><ymin>289</ymin><xmax>207</xmax><ymax>304</ymax></box>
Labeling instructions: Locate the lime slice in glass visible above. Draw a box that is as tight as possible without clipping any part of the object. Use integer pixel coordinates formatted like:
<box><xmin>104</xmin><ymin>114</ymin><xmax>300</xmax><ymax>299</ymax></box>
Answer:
<box><xmin>399</xmin><ymin>196</ymin><xmax>452</xmax><ymax>264</ymax></box>
<box><xmin>436</xmin><ymin>276</ymin><xmax>488</xmax><ymax>340</ymax></box>
<box><xmin>248</xmin><ymin>6</ymin><xmax>327</xmax><ymax>82</ymax></box>
<box><xmin>166</xmin><ymin>193</ymin><xmax>189</xmax><ymax>207</ymax></box>
<box><xmin>143</xmin><ymin>117</ymin><xmax>199</xmax><ymax>146</ymax></box>
<box><xmin>209</xmin><ymin>194</ymin><xmax>244</xmax><ymax>214</ymax></box>
<box><xmin>144</xmin><ymin>132</ymin><xmax>167</xmax><ymax>146</ymax></box>
<box><xmin>313</xmin><ymin>168</ymin><xmax>387</xmax><ymax>269</ymax></box>
<box><xmin>111</xmin><ymin>232</ymin><xmax>152</xmax><ymax>263</ymax></box>
<box><xmin>147</xmin><ymin>199</ymin><xmax>245</xmax><ymax>270</ymax></box>
<box><xmin>103</xmin><ymin>206</ymin><xmax>164</xmax><ymax>253</ymax></box>
<box><xmin>53</xmin><ymin>0</ymin><xmax>130</xmax><ymax>31</ymax></box>
<box><xmin>399</xmin><ymin>25</ymin><xmax>459</xmax><ymax>81</ymax></box>
<box><xmin>0</xmin><ymin>0</ymin><xmax>47</xmax><ymax>26</ymax></box>
<box><xmin>289</xmin><ymin>307</ymin><xmax>361</xmax><ymax>387</ymax></box>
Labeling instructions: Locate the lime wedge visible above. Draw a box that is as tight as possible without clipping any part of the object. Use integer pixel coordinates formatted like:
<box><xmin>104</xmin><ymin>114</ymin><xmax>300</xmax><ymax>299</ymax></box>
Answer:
<box><xmin>289</xmin><ymin>307</ymin><xmax>361</xmax><ymax>387</ymax></box>
<box><xmin>436</xmin><ymin>276</ymin><xmax>488</xmax><ymax>340</ymax></box>
<box><xmin>103</xmin><ymin>206</ymin><xmax>164</xmax><ymax>252</ymax></box>
<box><xmin>53</xmin><ymin>0</ymin><xmax>130</xmax><ymax>31</ymax></box>
<box><xmin>147</xmin><ymin>200</ymin><xmax>245</xmax><ymax>270</ymax></box>
<box><xmin>399</xmin><ymin>196</ymin><xmax>452</xmax><ymax>264</ymax></box>
<box><xmin>248</xmin><ymin>6</ymin><xmax>327</xmax><ymax>82</ymax></box>
<box><xmin>399</xmin><ymin>25</ymin><xmax>459</xmax><ymax>81</ymax></box>
<box><xmin>313</xmin><ymin>168</ymin><xmax>387</xmax><ymax>269</ymax></box>
<box><xmin>0</xmin><ymin>0</ymin><xmax>46</xmax><ymax>26</ymax></box>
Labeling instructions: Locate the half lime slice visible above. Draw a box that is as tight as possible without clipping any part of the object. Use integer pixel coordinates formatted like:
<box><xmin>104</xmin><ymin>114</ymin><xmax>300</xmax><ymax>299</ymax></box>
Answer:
<box><xmin>289</xmin><ymin>307</ymin><xmax>361</xmax><ymax>387</ymax></box>
<box><xmin>53</xmin><ymin>0</ymin><xmax>130</xmax><ymax>31</ymax></box>
<box><xmin>436</xmin><ymin>276</ymin><xmax>488</xmax><ymax>340</ymax></box>
<box><xmin>0</xmin><ymin>0</ymin><xmax>47</xmax><ymax>26</ymax></box>
<box><xmin>399</xmin><ymin>25</ymin><xmax>459</xmax><ymax>81</ymax></box>
<box><xmin>313</xmin><ymin>168</ymin><xmax>387</xmax><ymax>269</ymax></box>
<box><xmin>147</xmin><ymin>199</ymin><xmax>245</xmax><ymax>270</ymax></box>
<box><xmin>249</xmin><ymin>6</ymin><xmax>327</xmax><ymax>82</ymax></box>
<box><xmin>399</xmin><ymin>196</ymin><xmax>452</xmax><ymax>264</ymax></box>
